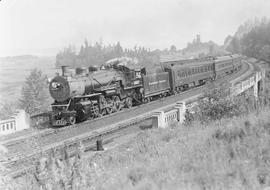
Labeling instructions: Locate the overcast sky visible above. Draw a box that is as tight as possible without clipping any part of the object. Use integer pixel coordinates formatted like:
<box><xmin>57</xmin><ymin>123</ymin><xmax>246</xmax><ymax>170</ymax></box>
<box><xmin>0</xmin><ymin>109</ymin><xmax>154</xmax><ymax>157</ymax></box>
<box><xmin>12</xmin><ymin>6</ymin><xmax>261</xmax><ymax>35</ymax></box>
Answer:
<box><xmin>0</xmin><ymin>0</ymin><xmax>269</xmax><ymax>56</ymax></box>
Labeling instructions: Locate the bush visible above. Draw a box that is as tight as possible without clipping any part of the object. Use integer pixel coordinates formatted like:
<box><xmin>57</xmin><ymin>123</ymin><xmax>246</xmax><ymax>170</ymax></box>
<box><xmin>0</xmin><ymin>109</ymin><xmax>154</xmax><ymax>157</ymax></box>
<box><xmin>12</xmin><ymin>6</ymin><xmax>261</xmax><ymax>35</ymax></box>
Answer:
<box><xmin>185</xmin><ymin>82</ymin><xmax>243</xmax><ymax>124</ymax></box>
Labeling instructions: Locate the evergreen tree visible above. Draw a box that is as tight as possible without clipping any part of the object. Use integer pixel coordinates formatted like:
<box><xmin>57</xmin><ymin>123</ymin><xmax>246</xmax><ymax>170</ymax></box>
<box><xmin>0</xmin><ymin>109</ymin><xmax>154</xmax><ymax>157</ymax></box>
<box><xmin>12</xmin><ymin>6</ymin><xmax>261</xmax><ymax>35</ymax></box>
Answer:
<box><xmin>170</xmin><ymin>45</ymin><xmax>177</xmax><ymax>52</ymax></box>
<box><xmin>0</xmin><ymin>102</ymin><xmax>17</xmax><ymax>120</ymax></box>
<box><xmin>20</xmin><ymin>69</ymin><xmax>50</xmax><ymax>114</ymax></box>
<box><xmin>226</xmin><ymin>18</ymin><xmax>270</xmax><ymax>62</ymax></box>
<box><xmin>55</xmin><ymin>40</ymin><xmax>161</xmax><ymax>69</ymax></box>
<box><xmin>226</xmin><ymin>37</ymin><xmax>241</xmax><ymax>53</ymax></box>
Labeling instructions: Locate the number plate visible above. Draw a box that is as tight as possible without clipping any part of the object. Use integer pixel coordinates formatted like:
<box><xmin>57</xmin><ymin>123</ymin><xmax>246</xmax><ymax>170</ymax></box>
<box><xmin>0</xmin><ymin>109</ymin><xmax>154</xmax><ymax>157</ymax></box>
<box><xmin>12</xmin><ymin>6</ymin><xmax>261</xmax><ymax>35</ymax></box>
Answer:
<box><xmin>53</xmin><ymin>120</ymin><xmax>67</xmax><ymax>126</ymax></box>
<box><xmin>133</xmin><ymin>80</ymin><xmax>140</xmax><ymax>85</ymax></box>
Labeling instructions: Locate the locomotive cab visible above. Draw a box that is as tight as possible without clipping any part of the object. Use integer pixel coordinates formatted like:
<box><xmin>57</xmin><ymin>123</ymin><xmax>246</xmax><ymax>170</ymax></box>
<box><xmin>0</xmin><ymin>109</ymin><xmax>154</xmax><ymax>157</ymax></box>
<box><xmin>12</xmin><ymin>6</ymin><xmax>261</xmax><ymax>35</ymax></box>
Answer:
<box><xmin>103</xmin><ymin>57</ymin><xmax>143</xmax><ymax>88</ymax></box>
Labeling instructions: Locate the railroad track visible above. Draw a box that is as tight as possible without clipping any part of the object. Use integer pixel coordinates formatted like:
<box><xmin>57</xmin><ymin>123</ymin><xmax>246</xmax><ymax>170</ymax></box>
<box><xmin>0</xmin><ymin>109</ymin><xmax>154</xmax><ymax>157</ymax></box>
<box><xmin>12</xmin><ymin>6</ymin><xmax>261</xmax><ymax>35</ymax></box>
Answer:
<box><xmin>1</xmin><ymin>58</ymin><xmax>251</xmax><ymax>146</ymax></box>
<box><xmin>4</xmin><ymin>120</ymin><xmax>146</xmax><ymax>178</ymax></box>
<box><xmin>1</xmin><ymin>58</ymin><xmax>253</xmax><ymax>178</ymax></box>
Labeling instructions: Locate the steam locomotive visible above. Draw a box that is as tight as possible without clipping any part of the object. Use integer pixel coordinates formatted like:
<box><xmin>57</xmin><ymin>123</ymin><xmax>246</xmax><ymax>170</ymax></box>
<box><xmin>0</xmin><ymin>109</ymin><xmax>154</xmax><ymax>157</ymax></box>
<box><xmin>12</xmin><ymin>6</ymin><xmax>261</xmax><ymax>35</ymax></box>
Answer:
<box><xmin>49</xmin><ymin>55</ymin><xmax>242</xmax><ymax>126</ymax></box>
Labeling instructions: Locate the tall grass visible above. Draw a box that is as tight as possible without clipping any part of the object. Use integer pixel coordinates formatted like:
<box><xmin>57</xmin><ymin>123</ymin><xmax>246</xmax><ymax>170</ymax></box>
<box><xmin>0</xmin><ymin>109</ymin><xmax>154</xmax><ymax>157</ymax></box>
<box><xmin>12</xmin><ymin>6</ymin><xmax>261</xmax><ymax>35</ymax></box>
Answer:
<box><xmin>2</xmin><ymin>106</ymin><xmax>268</xmax><ymax>190</ymax></box>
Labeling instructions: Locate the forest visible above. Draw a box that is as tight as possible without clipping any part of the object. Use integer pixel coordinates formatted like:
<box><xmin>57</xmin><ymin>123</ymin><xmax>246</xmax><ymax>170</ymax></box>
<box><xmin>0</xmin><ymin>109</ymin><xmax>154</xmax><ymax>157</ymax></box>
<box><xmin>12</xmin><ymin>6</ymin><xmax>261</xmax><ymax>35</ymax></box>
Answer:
<box><xmin>55</xmin><ymin>35</ymin><xmax>223</xmax><ymax>71</ymax></box>
<box><xmin>55</xmin><ymin>41</ymin><xmax>160</xmax><ymax>71</ymax></box>
<box><xmin>225</xmin><ymin>17</ymin><xmax>270</xmax><ymax>62</ymax></box>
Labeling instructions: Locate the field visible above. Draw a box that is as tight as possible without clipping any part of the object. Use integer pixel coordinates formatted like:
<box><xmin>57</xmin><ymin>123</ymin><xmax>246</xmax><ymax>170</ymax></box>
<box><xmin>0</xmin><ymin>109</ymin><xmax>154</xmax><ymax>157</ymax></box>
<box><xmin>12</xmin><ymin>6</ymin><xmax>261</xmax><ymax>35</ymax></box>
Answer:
<box><xmin>0</xmin><ymin>56</ymin><xmax>58</xmax><ymax>104</ymax></box>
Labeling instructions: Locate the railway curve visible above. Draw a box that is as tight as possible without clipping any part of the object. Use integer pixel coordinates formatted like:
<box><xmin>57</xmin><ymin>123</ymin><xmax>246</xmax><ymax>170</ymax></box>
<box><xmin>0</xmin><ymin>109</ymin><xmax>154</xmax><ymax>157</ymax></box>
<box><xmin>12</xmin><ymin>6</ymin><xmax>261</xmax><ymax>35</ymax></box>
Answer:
<box><xmin>1</xmin><ymin>57</ymin><xmax>262</xmax><ymax>178</ymax></box>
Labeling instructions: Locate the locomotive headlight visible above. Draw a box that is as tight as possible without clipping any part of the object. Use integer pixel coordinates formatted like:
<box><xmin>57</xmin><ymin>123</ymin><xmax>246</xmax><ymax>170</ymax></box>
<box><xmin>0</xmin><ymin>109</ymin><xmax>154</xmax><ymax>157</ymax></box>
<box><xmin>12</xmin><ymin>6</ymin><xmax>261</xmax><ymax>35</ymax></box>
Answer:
<box><xmin>51</xmin><ymin>82</ymin><xmax>61</xmax><ymax>90</ymax></box>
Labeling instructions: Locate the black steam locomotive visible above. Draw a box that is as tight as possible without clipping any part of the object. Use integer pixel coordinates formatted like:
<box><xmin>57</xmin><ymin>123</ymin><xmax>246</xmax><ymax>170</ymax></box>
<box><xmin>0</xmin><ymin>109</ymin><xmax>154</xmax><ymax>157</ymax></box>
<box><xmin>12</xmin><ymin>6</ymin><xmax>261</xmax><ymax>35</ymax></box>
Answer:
<box><xmin>49</xmin><ymin>55</ymin><xmax>242</xmax><ymax>126</ymax></box>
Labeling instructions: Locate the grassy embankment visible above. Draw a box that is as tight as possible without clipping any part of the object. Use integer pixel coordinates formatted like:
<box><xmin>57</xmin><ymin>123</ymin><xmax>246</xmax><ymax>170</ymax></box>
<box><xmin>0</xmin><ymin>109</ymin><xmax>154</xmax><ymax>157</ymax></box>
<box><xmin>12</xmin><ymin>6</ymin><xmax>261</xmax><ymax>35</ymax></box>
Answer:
<box><xmin>4</xmin><ymin>106</ymin><xmax>269</xmax><ymax>190</ymax></box>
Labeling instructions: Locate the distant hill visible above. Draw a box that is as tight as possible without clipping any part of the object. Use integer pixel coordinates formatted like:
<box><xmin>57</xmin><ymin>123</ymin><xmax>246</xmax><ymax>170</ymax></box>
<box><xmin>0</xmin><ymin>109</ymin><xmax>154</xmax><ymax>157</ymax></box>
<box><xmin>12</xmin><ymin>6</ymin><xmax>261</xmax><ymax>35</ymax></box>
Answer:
<box><xmin>0</xmin><ymin>55</ymin><xmax>37</xmax><ymax>63</ymax></box>
<box><xmin>0</xmin><ymin>55</ymin><xmax>55</xmax><ymax>65</ymax></box>
<box><xmin>1</xmin><ymin>54</ymin><xmax>38</xmax><ymax>60</ymax></box>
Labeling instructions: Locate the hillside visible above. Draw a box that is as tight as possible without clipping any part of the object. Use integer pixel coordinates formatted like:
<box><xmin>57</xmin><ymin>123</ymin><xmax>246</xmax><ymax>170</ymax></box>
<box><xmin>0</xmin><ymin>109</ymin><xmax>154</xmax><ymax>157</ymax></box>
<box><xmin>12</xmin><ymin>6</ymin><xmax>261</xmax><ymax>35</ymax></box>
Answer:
<box><xmin>5</xmin><ymin>106</ymin><xmax>270</xmax><ymax>189</ymax></box>
<box><xmin>84</xmin><ymin>108</ymin><xmax>270</xmax><ymax>190</ymax></box>
<box><xmin>224</xmin><ymin>18</ymin><xmax>270</xmax><ymax>62</ymax></box>
<box><xmin>223</xmin><ymin>18</ymin><xmax>264</xmax><ymax>50</ymax></box>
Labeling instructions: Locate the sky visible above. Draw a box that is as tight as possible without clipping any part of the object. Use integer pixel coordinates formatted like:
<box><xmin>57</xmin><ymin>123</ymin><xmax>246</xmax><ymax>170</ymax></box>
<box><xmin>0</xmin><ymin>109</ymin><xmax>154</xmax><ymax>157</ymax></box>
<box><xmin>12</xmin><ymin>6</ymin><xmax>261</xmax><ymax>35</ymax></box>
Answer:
<box><xmin>0</xmin><ymin>0</ymin><xmax>270</xmax><ymax>57</ymax></box>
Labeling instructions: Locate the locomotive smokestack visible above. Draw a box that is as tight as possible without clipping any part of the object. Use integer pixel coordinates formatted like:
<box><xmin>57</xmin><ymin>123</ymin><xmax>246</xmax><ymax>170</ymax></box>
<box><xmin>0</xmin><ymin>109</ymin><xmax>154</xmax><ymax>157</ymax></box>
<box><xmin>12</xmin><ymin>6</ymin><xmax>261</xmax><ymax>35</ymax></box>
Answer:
<box><xmin>61</xmin><ymin>66</ymin><xmax>69</xmax><ymax>76</ymax></box>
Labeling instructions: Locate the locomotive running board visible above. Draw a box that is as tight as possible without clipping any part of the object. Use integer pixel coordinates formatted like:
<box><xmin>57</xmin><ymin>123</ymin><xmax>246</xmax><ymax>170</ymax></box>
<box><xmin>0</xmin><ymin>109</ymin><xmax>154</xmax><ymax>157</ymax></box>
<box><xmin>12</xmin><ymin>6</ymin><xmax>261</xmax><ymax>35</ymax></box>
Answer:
<box><xmin>73</xmin><ymin>93</ymin><xmax>102</xmax><ymax>99</ymax></box>
<box><xmin>124</xmin><ymin>84</ymin><xmax>143</xmax><ymax>90</ymax></box>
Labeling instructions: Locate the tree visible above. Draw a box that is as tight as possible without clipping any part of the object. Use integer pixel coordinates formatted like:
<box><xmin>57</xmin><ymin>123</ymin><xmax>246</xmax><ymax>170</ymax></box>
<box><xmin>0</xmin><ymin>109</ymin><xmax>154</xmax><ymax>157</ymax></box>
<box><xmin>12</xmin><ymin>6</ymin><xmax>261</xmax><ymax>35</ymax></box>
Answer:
<box><xmin>55</xmin><ymin>45</ymin><xmax>77</xmax><ymax>68</ymax></box>
<box><xmin>186</xmin><ymin>82</ymin><xmax>242</xmax><ymax>124</ymax></box>
<box><xmin>20</xmin><ymin>69</ymin><xmax>51</xmax><ymax>115</ymax></box>
<box><xmin>224</xmin><ymin>35</ymin><xmax>233</xmax><ymax>46</ymax></box>
<box><xmin>115</xmin><ymin>41</ymin><xmax>123</xmax><ymax>57</ymax></box>
<box><xmin>170</xmin><ymin>45</ymin><xmax>177</xmax><ymax>52</ymax></box>
<box><xmin>226</xmin><ymin>37</ymin><xmax>241</xmax><ymax>53</ymax></box>
<box><xmin>226</xmin><ymin>18</ymin><xmax>270</xmax><ymax>62</ymax></box>
<box><xmin>55</xmin><ymin>40</ymin><xmax>161</xmax><ymax>69</ymax></box>
<box><xmin>209</xmin><ymin>44</ymin><xmax>215</xmax><ymax>56</ymax></box>
<box><xmin>0</xmin><ymin>102</ymin><xmax>17</xmax><ymax>120</ymax></box>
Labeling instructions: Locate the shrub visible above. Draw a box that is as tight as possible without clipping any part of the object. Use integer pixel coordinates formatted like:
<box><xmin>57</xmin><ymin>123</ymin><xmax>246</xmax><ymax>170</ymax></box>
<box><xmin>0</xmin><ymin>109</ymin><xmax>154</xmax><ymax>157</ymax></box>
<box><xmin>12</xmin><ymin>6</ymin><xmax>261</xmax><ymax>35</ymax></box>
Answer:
<box><xmin>185</xmin><ymin>82</ymin><xmax>245</xmax><ymax>124</ymax></box>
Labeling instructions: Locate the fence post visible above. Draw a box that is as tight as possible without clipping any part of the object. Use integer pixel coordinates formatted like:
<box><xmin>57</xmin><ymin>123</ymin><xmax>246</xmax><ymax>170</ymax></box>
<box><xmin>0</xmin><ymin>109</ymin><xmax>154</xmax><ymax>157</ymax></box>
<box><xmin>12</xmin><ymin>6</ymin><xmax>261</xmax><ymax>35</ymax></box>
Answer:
<box><xmin>176</xmin><ymin>102</ymin><xmax>186</xmax><ymax>124</ymax></box>
<box><xmin>152</xmin><ymin>111</ymin><xmax>165</xmax><ymax>128</ymax></box>
<box><xmin>96</xmin><ymin>139</ymin><xmax>104</xmax><ymax>151</ymax></box>
<box><xmin>254</xmin><ymin>72</ymin><xmax>259</xmax><ymax>99</ymax></box>
<box><xmin>174</xmin><ymin>106</ymin><xmax>181</xmax><ymax>123</ymax></box>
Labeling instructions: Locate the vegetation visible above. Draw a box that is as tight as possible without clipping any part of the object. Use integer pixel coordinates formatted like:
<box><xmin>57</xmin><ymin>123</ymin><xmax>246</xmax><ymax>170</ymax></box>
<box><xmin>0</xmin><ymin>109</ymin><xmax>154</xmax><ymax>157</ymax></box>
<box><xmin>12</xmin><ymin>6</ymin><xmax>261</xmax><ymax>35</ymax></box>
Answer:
<box><xmin>4</xmin><ymin>106</ymin><xmax>270</xmax><ymax>189</ymax></box>
<box><xmin>0</xmin><ymin>102</ymin><xmax>17</xmax><ymax>120</ymax></box>
<box><xmin>0</xmin><ymin>68</ymin><xmax>52</xmax><ymax>123</ymax></box>
<box><xmin>55</xmin><ymin>41</ymin><xmax>160</xmax><ymax>72</ymax></box>
<box><xmin>189</xmin><ymin>83</ymin><xmax>239</xmax><ymax>123</ymax></box>
<box><xmin>183</xmin><ymin>35</ymin><xmax>227</xmax><ymax>58</ymax></box>
<box><xmin>226</xmin><ymin>17</ymin><xmax>270</xmax><ymax>62</ymax></box>
<box><xmin>55</xmin><ymin>36</ymin><xmax>227</xmax><ymax>72</ymax></box>
<box><xmin>19</xmin><ymin>68</ymin><xmax>51</xmax><ymax>115</ymax></box>
<box><xmin>184</xmin><ymin>81</ymin><xmax>262</xmax><ymax>125</ymax></box>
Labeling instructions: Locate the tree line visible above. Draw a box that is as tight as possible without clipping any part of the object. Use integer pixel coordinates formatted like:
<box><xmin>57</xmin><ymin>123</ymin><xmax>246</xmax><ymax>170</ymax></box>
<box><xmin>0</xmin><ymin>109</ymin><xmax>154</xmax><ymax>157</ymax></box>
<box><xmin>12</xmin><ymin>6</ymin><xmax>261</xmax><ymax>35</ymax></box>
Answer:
<box><xmin>55</xmin><ymin>40</ymin><xmax>160</xmax><ymax>70</ymax></box>
<box><xmin>226</xmin><ymin>18</ymin><xmax>270</xmax><ymax>62</ymax></box>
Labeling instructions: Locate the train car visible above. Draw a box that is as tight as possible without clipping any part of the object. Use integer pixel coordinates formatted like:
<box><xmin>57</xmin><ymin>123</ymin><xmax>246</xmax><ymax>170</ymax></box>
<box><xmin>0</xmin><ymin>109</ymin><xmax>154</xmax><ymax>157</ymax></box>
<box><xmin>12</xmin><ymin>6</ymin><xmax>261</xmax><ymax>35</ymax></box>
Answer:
<box><xmin>163</xmin><ymin>57</ymin><xmax>215</xmax><ymax>92</ymax></box>
<box><xmin>214</xmin><ymin>55</ymin><xmax>235</xmax><ymax>78</ymax></box>
<box><xmin>141</xmin><ymin>72</ymin><xmax>171</xmax><ymax>102</ymax></box>
<box><xmin>231</xmin><ymin>54</ymin><xmax>242</xmax><ymax>71</ymax></box>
